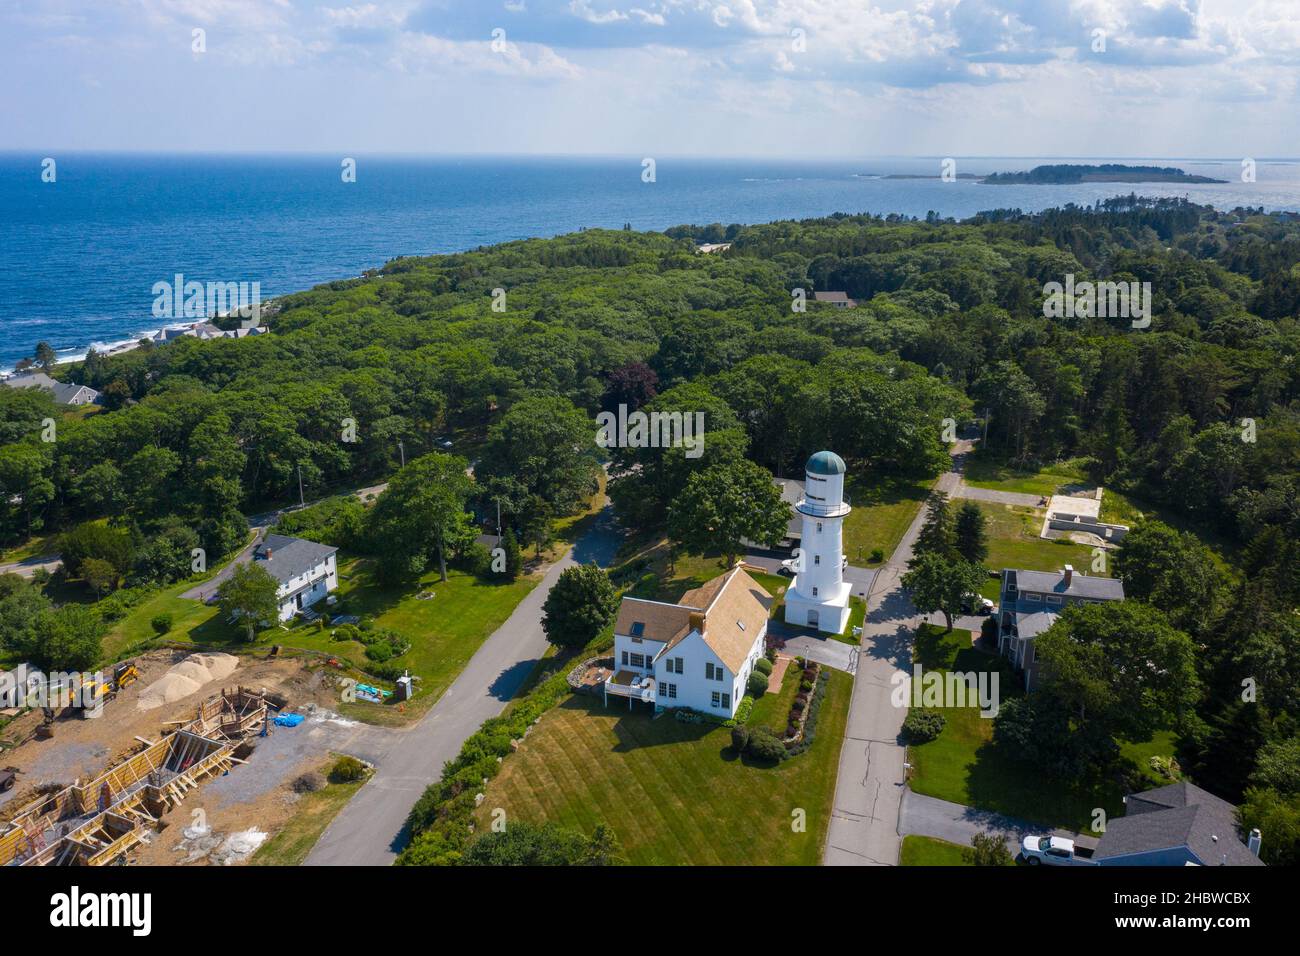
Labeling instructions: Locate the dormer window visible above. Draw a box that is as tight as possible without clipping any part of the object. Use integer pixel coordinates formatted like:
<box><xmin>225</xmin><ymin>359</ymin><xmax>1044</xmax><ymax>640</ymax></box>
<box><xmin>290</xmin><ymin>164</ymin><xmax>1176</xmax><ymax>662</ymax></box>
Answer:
<box><xmin>630</xmin><ymin>621</ymin><xmax>644</xmax><ymax>637</ymax></box>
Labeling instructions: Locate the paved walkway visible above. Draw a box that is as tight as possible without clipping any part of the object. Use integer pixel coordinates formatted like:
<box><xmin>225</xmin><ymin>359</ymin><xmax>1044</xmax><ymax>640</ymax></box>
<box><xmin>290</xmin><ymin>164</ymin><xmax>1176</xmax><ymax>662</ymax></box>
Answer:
<box><xmin>822</xmin><ymin>443</ymin><xmax>966</xmax><ymax>866</ymax></box>
<box><xmin>899</xmin><ymin>790</ymin><xmax>1098</xmax><ymax>857</ymax></box>
<box><xmin>304</xmin><ymin>506</ymin><xmax>622</xmax><ymax>866</ymax></box>
<box><xmin>951</xmin><ymin>485</ymin><xmax>1043</xmax><ymax>508</ymax></box>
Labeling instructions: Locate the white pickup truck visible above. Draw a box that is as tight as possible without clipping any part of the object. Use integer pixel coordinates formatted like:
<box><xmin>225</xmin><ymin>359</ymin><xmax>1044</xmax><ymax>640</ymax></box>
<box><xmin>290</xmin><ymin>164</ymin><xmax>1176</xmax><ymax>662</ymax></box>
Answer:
<box><xmin>1020</xmin><ymin>835</ymin><xmax>1098</xmax><ymax>866</ymax></box>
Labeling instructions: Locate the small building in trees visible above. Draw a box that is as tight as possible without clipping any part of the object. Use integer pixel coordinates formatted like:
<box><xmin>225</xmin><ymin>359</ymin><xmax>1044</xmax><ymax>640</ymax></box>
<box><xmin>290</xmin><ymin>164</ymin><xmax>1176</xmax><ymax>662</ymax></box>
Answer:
<box><xmin>253</xmin><ymin>534</ymin><xmax>338</xmax><ymax>621</ymax></box>
<box><xmin>1</xmin><ymin>371</ymin><xmax>99</xmax><ymax>406</ymax></box>
<box><xmin>604</xmin><ymin>564</ymin><xmax>770</xmax><ymax>719</ymax></box>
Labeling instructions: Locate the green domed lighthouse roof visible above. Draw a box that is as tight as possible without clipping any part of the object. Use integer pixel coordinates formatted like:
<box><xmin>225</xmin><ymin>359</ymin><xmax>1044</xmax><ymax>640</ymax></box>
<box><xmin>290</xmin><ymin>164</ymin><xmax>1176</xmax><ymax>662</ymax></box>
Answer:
<box><xmin>806</xmin><ymin>451</ymin><xmax>846</xmax><ymax>476</ymax></box>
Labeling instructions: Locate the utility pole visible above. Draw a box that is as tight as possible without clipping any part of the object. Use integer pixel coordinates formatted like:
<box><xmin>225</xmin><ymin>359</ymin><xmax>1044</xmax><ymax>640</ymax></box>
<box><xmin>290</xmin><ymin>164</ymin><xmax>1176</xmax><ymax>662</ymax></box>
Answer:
<box><xmin>982</xmin><ymin>407</ymin><xmax>990</xmax><ymax>444</ymax></box>
<box><xmin>398</xmin><ymin>440</ymin><xmax>405</xmax><ymax>467</ymax></box>
<box><xmin>495</xmin><ymin>498</ymin><xmax>502</xmax><ymax>547</ymax></box>
<box><xmin>297</xmin><ymin>464</ymin><xmax>305</xmax><ymax>509</ymax></box>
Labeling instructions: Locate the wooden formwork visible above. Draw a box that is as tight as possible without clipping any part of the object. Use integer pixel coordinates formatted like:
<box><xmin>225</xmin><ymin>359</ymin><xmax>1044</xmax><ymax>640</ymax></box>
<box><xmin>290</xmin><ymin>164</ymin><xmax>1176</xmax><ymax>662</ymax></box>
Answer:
<box><xmin>192</xmin><ymin>686</ymin><xmax>269</xmax><ymax>739</ymax></box>
<box><xmin>2</xmin><ymin>722</ymin><xmax>236</xmax><ymax>867</ymax></box>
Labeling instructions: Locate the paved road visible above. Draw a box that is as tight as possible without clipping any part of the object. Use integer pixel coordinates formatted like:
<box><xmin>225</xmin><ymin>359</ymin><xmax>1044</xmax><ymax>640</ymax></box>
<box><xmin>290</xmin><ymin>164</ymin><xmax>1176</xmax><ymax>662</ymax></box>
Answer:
<box><xmin>821</xmin><ymin>443</ymin><xmax>966</xmax><ymax>866</ymax></box>
<box><xmin>775</xmin><ymin>632</ymin><xmax>857</xmax><ymax>673</ymax></box>
<box><xmin>899</xmin><ymin>790</ymin><xmax>1098</xmax><ymax>857</ymax></box>
<box><xmin>951</xmin><ymin>485</ymin><xmax>1043</xmax><ymax>508</ymax></box>
<box><xmin>304</xmin><ymin>506</ymin><xmax>623</xmax><ymax>866</ymax></box>
<box><xmin>0</xmin><ymin>555</ymin><xmax>61</xmax><ymax>579</ymax></box>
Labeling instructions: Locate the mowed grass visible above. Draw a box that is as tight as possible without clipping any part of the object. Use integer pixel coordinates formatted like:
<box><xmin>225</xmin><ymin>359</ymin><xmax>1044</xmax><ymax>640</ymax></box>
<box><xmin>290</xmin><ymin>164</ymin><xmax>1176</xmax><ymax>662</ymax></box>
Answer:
<box><xmin>962</xmin><ymin>456</ymin><xmax>1090</xmax><ymax>497</ymax></box>
<box><xmin>476</xmin><ymin>671</ymin><xmax>853</xmax><ymax>865</ymax></box>
<box><xmin>973</xmin><ymin>502</ymin><xmax>1103</xmax><ymax>601</ymax></box>
<box><xmin>900</xmin><ymin>835</ymin><xmax>971</xmax><ymax>866</ymax></box>
<box><xmin>905</xmin><ymin>624</ymin><xmax>1169</xmax><ymax>832</ymax></box>
<box><xmin>843</xmin><ymin>475</ymin><xmax>931</xmax><ymax>564</ymax></box>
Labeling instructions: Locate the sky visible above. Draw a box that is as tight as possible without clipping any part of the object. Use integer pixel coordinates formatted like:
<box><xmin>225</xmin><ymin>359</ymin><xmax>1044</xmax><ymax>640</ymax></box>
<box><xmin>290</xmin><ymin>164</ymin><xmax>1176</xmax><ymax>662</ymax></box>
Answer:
<box><xmin>1</xmin><ymin>0</ymin><xmax>1298</xmax><ymax>158</ymax></box>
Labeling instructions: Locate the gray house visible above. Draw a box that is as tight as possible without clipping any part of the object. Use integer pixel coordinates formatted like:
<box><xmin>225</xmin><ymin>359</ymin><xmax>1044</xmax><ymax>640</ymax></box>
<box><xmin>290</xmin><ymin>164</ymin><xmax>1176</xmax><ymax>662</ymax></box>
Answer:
<box><xmin>1095</xmin><ymin>782</ymin><xmax>1264</xmax><ymax>866</ymax></box>
<box><xmin>998</xmin><ymin>565</ymin><xmax>1125</xmax><ymax>690</ymax></box>
<box><xmin>2</xmin><ymin>371</ymin><xmax>99</xmax><ymax>406</ymax></box>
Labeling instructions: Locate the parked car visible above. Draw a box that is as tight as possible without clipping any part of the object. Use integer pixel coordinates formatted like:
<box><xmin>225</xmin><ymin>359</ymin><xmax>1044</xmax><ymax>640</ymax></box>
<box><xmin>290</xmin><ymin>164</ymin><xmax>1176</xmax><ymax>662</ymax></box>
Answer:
<box><xmin>962</xmin><ymin>592</ymin><xmax>996</xmax><ymax>615</ymax></box>
<box><xmin>1020</xmin><ymin>836</ymin><xmax>1097</xmax><ymax>866</ymax></box>
<box><xmin>779</xmin><ymin>554</ymin><xmax>848</xmax><ymax>576</ymax></box>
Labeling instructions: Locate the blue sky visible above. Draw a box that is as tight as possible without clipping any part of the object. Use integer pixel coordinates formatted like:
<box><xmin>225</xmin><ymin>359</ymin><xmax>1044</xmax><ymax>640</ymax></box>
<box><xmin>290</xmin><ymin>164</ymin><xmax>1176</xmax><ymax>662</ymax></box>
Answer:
<box><xmin>2</xmin><ymin>0</ymin><xmax>1298</xmax><ymax>157</ymax></box>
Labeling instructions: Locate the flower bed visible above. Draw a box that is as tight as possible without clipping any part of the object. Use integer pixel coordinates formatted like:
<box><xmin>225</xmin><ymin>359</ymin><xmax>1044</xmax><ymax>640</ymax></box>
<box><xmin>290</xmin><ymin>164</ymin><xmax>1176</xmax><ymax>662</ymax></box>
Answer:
<box><xmin>782</xmin><ymin>660</ymin><xmax>822</xmax><ymax>747</ymax></box>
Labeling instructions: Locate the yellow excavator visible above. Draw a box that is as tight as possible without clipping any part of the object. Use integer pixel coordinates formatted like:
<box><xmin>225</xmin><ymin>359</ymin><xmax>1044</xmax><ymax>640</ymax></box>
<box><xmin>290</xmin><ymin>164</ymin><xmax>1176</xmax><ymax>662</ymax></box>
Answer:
<box><xmin>75</xmin><ymin>662</ymin><xmax>140</xmax><ymax>718</ymax></box>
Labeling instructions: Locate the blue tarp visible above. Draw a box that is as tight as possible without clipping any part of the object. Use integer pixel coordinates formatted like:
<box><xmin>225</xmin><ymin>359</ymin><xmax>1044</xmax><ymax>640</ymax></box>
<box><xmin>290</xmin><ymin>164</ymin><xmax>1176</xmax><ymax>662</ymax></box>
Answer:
<box><xmin>273</xmin><ymin>713</ymin><xmax>305</xmax><ymax>727</ymax></box>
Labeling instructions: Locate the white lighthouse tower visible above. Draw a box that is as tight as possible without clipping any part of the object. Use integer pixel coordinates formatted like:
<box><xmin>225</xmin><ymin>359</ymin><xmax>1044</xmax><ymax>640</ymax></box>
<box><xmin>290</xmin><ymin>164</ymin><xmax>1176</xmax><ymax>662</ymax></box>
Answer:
<box><xmin>784</xmin><ymin>451</ymin><xmax>852</xmax><ymax>634</ymax></box>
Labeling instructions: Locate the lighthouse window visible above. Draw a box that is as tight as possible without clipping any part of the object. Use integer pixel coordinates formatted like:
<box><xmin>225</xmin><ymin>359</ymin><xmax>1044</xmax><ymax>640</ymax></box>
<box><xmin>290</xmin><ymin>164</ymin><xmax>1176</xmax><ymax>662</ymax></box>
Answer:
<box><xmin>816</xmin><ymin>522</ymin><xmax>822</xmax><ymax>533</ymax></box>
<box><xmin>812</xmin><ymin>587</ymin><xmax>819</xmax><ymax>597</ymax></box>
<box><xmin>814</xmin><ymin>555</ymin><xmax>820</xmax><ymax>565</ymax></box>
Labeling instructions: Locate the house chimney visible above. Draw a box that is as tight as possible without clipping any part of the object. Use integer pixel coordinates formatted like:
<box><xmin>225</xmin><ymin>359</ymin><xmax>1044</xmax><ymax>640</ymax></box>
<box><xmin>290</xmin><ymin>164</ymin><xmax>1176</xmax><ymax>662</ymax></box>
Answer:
<box><xmin>1063</xmin><ymin>565</ymin><xmax>1073</xmax><ymax>587</ymax></box>
<box><xmin>1248</xmin><ymin>828</ymin><xmax>1262</xmax><ymax>857</ymax></box>
<box><xmin>689</xmin><ymin>611</ymin><xmax>706</xmax><ymax>634</ymax></box>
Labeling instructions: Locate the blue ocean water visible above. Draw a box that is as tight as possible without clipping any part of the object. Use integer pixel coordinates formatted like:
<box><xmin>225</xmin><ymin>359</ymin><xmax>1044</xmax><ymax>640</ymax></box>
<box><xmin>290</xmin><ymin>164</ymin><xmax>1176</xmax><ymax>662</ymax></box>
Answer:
<box><xmin>2</xmin><ymin>153</ymin><xmax>1299</xmax><ymax>370</ymax></box>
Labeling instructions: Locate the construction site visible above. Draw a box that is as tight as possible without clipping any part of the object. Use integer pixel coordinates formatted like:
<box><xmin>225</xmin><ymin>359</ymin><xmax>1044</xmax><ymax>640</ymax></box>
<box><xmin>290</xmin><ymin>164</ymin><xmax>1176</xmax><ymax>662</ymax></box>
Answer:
<box><xmin>0</xmin><ymin>648</ymin><xmax>382</xmax><ymax>867</ymax></box>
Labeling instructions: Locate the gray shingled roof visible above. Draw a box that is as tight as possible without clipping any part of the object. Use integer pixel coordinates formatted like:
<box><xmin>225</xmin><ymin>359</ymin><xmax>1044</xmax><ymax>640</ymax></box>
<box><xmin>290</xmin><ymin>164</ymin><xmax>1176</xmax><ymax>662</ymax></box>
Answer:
<box><xmin>1095</xmin><ymin>782</ymin><xmax>1263</xmax><ymax>866</ymax></box>
<box><xmin>1014</xmin><ymin>569</ymin><xmax>1125</xmax><ymax>600</ymax></box>
<box><xmin>254</xmin><ymin>534</ymin><xmax>337</xmax><ymax>587</ymax></box>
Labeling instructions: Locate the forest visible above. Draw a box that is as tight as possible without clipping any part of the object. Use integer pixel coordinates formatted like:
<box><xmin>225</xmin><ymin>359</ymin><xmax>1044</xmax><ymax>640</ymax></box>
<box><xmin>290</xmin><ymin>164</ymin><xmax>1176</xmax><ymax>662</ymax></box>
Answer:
<box><xmin>1</xmin><ymin>196</ymin><xmax>1298</xmax><ymax>857</ymax></box>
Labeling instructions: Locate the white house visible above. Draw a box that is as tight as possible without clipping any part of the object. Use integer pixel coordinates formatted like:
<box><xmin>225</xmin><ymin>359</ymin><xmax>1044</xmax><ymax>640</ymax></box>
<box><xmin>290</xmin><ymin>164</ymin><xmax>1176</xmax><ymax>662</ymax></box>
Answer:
<box><xmin>784</xmin><ymin>451</ymin><xmax>853</xmax><ymax>634</ymax></box>
<box><xmin>604</xmin><ymin>564</ymin><xmax>771</xmax><ymax>719</ymax></box>
<box><xmin>253</xmin><ymin>534</ymin><xmax>339</xmax><ymax>622</ymax></box>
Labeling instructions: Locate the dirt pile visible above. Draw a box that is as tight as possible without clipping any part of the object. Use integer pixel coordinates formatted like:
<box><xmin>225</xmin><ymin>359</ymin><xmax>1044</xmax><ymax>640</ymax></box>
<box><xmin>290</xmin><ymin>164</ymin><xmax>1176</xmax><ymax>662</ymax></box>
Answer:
<box><xmin>137</xmin><ymin>653</ymin><xmax>240</xmax><ymax>711</ymax></box>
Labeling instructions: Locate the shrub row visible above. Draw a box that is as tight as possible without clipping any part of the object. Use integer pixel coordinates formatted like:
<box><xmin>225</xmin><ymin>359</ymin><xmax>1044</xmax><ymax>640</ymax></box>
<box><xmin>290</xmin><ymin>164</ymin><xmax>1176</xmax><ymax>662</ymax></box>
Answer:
<box><xmin>785</xmin><ymin>670</ymin><xmax>830</xmax><ymax>758</ymax></box>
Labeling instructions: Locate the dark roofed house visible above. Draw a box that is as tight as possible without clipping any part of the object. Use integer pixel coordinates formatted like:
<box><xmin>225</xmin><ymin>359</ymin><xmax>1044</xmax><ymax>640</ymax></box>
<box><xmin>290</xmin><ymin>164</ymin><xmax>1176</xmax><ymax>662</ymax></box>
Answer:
<box><xmin>2</xmin><ymin>371</ymin><xmax>100</xmax><ymax>406</ymax></box>
<box><xmin>997</xmin><ymin>564</ymin><xmax>1125</xmax><ymax>690</ymax></box>
<box><xmin>813</xmin><ymin>291</ymin><xmax>856</xmax><ymax>308</ymax></box>
<box><xmin>1095</xmin><ymin>782</ymin><xmax>1264</xmax><ymax>866</ymax></box>
<box><xmin>253</xmin><ymin>533</ymin><xmax>339</xmax><ymax>621</ymax></box>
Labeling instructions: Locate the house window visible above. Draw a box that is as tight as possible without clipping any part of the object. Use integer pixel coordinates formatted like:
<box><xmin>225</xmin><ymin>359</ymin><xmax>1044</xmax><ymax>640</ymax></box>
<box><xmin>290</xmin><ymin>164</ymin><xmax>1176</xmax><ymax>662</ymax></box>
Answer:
<box><xmin>711</xmin><ymin>691</ymin><xmax>721</xmax><ymax>708</ymax></box>
<box><xmin>1025</xmin><ymin>593</ymin><xmax>1041</xmax><ymax>602</ymax></box>
<box><xmin>721</xmin><ymin>694</ymin><xmax>730</xmax><ymax>710</ymax></box>
<box><xmin>663</xmin><ymin>683</ymin><xmax>677</xmax><ymax>699</ymax></box>
<box><xmin>1046</xmin><ymin>595</ymin><xmax>1062</xmax><ymax>605</ymax></box>
<box><xmin>705</xmin><ymin>662</ymin><xmax>715</xmax><ymax>680</ymax></box>
<box><xmin>621</xmin><ymin>651</ymin><xmax>629</xmax><ymax>666</ymax></box>
<box><xmin>630</xmin><ymin>653</ymin><xmax>646</xmax><ymax>668</ymax></box>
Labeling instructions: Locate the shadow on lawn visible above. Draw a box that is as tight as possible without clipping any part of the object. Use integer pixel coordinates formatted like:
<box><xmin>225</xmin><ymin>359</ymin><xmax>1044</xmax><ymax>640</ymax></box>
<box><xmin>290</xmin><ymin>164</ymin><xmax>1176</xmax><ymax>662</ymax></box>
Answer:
<box><xmin>557</xmin><ymin>695</ymin><xmax>717</xmax><ymax>752</ymax></box>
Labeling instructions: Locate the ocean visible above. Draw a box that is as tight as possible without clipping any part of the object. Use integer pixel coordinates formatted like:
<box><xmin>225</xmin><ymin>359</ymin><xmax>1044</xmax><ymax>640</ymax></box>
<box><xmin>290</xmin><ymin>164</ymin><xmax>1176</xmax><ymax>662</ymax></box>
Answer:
<box><xmin>3</xmin><ymin>153</ymin><xmax>1300</xmax><ymax>371</ymax></box>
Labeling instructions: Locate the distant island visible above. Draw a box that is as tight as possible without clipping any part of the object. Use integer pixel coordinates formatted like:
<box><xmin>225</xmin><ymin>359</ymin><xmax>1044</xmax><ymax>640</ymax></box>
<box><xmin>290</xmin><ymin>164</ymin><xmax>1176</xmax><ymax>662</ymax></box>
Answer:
<box><xmin>981</xmin><ymin>163</ymin><xmax>1227</xmax><ymax>184</ymax></box>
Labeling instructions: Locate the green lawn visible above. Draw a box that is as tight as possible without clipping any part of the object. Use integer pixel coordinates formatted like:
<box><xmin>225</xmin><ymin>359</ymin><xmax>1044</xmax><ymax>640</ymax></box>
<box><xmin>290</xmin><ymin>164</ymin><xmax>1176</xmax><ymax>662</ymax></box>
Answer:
<box><xmin>475</xmin><ymin>670</ymin><xmax>854</xmax><ymax>865</ymax></box>
<box><xmin>748</xmin><ymin>657</ymin><xmax>802</xmax><ymax>731</ymax></box>
<box><xmin>962</xmin><ymin>456</ymin><xmax>1090</xmax><ymax>497</ymax></box>
<box><xmin>843</xmin><ymin>475</ymin><xmax>931</xmax><ymax>564</ymax></box>
<box><xmin>900</xmin><ymin>835</ymin><xmax>971</xmax><ymax>866</ymax></box>
<box><xmin>905</xmin><ymin>625</ymin><xmax>1175</xmax><ymax>832</ymax></box>
<box><xmin>974</xmin><ymin>502</ymin><xmax>1103</xmax><ymax>601</ymax></box>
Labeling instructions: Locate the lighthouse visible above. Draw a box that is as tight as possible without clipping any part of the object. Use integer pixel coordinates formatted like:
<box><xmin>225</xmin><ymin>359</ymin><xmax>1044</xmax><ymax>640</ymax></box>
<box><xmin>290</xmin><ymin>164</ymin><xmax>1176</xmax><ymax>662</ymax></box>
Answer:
<box><xmin>784</xmin><ymin>451</ymin><xmax>853</xmax><ymax>634</ymax></box>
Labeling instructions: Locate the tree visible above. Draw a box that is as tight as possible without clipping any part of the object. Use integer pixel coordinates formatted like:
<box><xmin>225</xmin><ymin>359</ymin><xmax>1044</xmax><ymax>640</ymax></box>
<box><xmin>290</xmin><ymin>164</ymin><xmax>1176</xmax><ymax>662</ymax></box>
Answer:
<box><xmin>541</xmin><ymin>563</ymin><xmax>618</xmax><ymax>649</ymax></box>
<box><xmin>519</xmin><ymin>495</ymin><xmax>553</xmax><ymax>559</ymax></box>
<box><xmin>602</xmin><ymin>361</ymin><xmax>658</xmax><ymax>413</ymax></box>
<box><xmin>29</xmin><ymin>605</ymin><xmax>104</xmax><ymax>672</ymax></box>
<box><xmin>1250</xmin><ymin>738</ymin><xmax>1300</xmax><ymax>794</ymax></box>
<box><xmin>954</xmin><ymin>501</ymin><xmax>989</xmax><ymax>564</ymax></box>
<box><xmin>1238</xmin><ymin>788</ymin><xmax>1300</xmax><ymax>866</ymax></box>
<box><xmin>667</xmin><ymin>459</ymin><xmax>789</xmax><ymax>566</ymax></box>
<box><xmin>82</xmin><ymin>557</ymin><xmax>118</xmax><ymax>597</ymax></box>
<box><xmin>0</xmin><ymin>585</ymin><xmax>52</xmax><ymax>655</ymax></box>
<box><xmin>217</xmin><ymin>562</ymin><xmax>280</xmax><ymax>642</ymax></box>
<box><xmin>59</xmin><ymin>521</ymin><xmax>135</xmax><ymax>580</ymax></box>
<box><xmin>34</xmin><ymin>341</ymin><xmax>56</xmax><ymax>370</ymax></box>
<box><xmin>964</xmin><ymin>832</ymin><xmax>1013</xmax><ymax>866</ymax></box>
<box><xmin>1034</xmin><ymin>602</ymin><xmax>1199</xmax><ymax>742</ymax></box>
<box><xmin>476</xmin><ymin>396</ymin><xmax>600</xmax><ymax>519</ymax></box>
<box><xmin>462</xmin><ymin>821</ymin><xmax>623</xmax><ymax>866</ymax></box>
<box><xmin>900</xmin><ymin>553</ymin><xmax>986</xmax><ymax>631</ymax></box>
<box><xmin>1114</xmin><ymin>519</ymin><xmax>1221</xmax><ymax>635</ymax></box>
<box><xmin>912</xmin><ymin>491</ymin><xmax>957</xmax><ymax>562</ymax></box>
<box><xmin>367</xmin><ymin>452</ymin><xmax>476</xmax><ymax>584</ymax></box>
<box><xmin>499</xmin><ymin>528</ymin><xmax>523</xmax><ymax>580</ymax></box>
